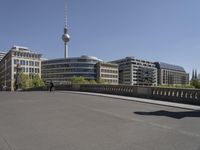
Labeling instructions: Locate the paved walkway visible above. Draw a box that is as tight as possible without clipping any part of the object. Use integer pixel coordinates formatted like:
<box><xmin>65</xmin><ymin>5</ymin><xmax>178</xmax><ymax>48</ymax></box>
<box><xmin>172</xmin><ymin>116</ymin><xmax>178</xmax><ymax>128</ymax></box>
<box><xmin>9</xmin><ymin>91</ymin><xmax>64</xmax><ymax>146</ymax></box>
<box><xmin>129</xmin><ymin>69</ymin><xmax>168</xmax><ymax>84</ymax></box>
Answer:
<box><xmin>0</xmin><ymin>91</ymin><xmax>200</xmax><ymax>150</ymax></box>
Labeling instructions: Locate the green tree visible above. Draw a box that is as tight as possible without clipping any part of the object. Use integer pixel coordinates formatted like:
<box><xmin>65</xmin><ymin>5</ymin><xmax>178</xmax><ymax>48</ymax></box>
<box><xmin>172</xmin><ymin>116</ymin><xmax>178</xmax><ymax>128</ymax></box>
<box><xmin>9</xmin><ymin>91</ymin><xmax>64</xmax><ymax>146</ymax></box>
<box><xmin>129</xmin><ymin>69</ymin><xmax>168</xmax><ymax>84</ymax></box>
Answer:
<box><xmin>97</xmin><ymin>79</ymin><xmax>107</xmax><ymax>84</ymax></box>
<box><xmin>88</xmin><ymin>80</ymin><xmax>96</xmax><ymax>84</ymax></box>
<box><xmin>70</xmin><ymin>76</ymin><xmax>89</xmax><ymax>84</ymax></box>
<box><xmin>18</xmin><ymin>73</ymin><xmax>45</xmax><ymax>89</ymax></box>
<box><xmin>191</xmin><ymin>80</ymin><xmax>200</xmax><ymax>89</ymax></box>
<box><xmin>159</xmin><ymin>84</ymin><xmax>195</xmax><ymax>89</ymax></box>
<box><xmin>19</xmin><ymin>73</ymin><xmax>30</xmax><ymax>89</ymax></box>
<box><xmin>32</xmin><ymin>74</ymin><xmax>45</xmax><ymax>87</ymax></box>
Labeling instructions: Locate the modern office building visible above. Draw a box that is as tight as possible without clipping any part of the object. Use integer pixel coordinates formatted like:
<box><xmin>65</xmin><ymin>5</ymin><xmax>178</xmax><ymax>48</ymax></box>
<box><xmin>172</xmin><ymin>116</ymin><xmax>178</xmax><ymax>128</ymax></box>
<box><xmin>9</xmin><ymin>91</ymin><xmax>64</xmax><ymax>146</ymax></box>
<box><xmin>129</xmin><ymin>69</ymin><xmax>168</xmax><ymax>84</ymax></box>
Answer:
<box><xmin>0</xmin><ymin>45</ymin><xmax>42</xmax><ymax>91</ymax></box>
<box><xmin>41</xmin><ymin>56</ymin><xmax>102</xmax><ymax>84</ymax></box>
<box><xmin>96</xmin><ymin>62</ymin><xmax>118</xmax><ymax>84</ymax></box>
<box><xmin>155</xmin><ymin>62</ymin><xmax>189</xmax><ymax>85</ymax></box>
<box><xmin>110</xmin><ymin>57</ymin><xmax>157</xmax><ymax>86</ymax></box>
<box><xmin>0</xmin><ymin>51</ymin><xmax>6</xmax><ymax>61</ymax></box>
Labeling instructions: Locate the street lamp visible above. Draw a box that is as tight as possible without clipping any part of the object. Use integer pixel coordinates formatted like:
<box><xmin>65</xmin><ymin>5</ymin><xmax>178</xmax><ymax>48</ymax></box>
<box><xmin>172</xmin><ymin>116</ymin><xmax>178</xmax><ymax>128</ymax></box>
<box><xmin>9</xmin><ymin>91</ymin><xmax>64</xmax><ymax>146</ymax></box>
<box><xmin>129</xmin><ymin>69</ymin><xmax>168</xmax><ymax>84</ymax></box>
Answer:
<box><xmin>4</xmin><ymin>59</ymin><xmax>7</xmax><ymax>91</ymax></box>
<box><xmin>15</xmin><ymin>63</ymin><xmax>21</xmax><ymax>91</ymax></box>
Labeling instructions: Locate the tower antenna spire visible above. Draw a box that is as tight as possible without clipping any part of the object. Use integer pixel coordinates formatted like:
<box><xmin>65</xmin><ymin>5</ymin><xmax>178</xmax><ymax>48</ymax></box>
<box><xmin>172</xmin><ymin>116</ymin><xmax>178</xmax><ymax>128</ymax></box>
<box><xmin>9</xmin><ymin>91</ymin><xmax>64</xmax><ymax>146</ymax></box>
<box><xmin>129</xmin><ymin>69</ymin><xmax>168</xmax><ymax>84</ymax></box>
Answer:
<box><xmin>62</xmin><ymin>0</ymin><xmax>70</xmax><ymax>59</ymax></box>
<box><xmin>64</xmin><ymin>0</ymin><xmax>67</xmax><ymax>27</ymax></box>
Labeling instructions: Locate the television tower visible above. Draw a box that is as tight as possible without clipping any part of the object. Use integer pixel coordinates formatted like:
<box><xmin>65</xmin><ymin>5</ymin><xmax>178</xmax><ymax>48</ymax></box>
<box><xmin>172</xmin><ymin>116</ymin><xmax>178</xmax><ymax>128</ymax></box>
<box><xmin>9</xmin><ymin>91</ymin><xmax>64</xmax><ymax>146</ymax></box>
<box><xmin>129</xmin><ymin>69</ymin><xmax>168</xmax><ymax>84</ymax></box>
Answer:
<box><xmin>62</xmin><ymin>0</ymin><xmax>70</xmax><ymax>59</ymax></box>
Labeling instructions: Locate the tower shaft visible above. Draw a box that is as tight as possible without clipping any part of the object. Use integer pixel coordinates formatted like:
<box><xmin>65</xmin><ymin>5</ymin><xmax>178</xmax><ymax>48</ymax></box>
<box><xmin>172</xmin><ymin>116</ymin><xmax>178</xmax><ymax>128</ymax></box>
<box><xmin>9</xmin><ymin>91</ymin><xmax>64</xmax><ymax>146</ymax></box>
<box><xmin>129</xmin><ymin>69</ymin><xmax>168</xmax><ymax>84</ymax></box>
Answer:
<box><xmin>64</xmin><ymin>43</ymin><xmax>68</xmax><ymax>59</ymax></box>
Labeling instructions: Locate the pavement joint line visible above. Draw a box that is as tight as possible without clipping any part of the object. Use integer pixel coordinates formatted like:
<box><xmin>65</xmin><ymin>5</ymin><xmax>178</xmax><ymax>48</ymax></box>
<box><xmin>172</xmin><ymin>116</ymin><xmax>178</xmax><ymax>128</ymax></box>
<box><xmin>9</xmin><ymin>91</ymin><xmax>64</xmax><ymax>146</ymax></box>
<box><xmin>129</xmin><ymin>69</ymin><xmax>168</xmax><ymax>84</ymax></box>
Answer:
<box><xmin>59</xmin><ymin>91</ymin><xmax>200</xmax><ymax>111</ymax></box>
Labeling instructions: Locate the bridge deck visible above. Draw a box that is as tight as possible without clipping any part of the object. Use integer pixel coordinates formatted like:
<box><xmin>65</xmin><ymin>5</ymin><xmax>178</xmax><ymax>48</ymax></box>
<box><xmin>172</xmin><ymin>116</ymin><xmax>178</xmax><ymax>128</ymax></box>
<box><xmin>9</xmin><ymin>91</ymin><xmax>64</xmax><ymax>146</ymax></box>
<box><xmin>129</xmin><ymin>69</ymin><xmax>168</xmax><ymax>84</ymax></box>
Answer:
<box><xmin>0</xmin><ymin>91</ymin><xmax>200</xmax><ymax>150</ymax></box>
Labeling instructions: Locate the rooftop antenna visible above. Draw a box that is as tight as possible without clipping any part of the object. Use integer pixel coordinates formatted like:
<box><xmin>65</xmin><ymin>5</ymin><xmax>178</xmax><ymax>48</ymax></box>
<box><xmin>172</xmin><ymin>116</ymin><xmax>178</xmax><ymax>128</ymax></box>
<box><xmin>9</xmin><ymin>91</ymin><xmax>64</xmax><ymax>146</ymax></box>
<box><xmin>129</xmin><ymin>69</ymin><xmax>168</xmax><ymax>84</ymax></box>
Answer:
<box><xmin>64</xmin><ymin>0</ymin><xmax>67</xmax><ymax>27</ymax></box>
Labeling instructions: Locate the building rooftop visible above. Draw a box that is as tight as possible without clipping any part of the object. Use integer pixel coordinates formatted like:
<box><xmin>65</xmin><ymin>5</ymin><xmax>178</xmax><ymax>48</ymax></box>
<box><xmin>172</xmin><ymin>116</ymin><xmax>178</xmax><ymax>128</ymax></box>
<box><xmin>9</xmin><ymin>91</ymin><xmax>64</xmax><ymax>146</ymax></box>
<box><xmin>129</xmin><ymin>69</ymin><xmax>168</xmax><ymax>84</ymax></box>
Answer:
<box><xmin>155</xmin><ymin>62</ymin><xmax>185</xmax><ymax>72</ymax></box>
<box><xmin>11</xmin><ymin>45</ymin><xmax>30</xmax><ymax>52</ymax></box>
<box><xmin>0</xmin><ymin>51</ymin><xmax>6</xmax><ymax>54</ymax></box>
<box><xmin>42</xmin><ymin>55</ymin><xmax>103</xmax><ymax>62</ymax></box>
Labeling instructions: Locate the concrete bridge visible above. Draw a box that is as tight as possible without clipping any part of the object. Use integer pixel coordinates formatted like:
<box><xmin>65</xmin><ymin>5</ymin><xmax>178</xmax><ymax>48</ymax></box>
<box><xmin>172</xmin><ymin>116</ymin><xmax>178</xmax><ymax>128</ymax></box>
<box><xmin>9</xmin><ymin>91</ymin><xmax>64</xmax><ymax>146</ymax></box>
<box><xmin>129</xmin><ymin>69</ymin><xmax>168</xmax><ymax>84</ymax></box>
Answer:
<box><xmin>54</xmin><ymin>84</ymin><xmax>200</xmax><ymax>105</ymax></box>
<box><xmin>0</xmin><ymin>91</ymin><xmax>200</xmax><ymax>150</ymax></box>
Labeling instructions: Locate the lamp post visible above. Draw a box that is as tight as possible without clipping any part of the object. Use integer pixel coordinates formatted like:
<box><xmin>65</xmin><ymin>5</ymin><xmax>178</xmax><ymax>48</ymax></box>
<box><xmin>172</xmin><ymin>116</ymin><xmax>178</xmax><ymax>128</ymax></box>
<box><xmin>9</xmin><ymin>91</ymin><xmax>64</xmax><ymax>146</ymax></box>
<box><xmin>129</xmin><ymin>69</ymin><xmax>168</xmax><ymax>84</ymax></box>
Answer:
<box><xmin>4</xmin><ymin>59</ymin><xmax>7</xmax><ymax>91</ymax></box>
<box><xmin>15</xmin><ymin>63</ymin><xmax>21</xmax><ymax>91</ymax></box>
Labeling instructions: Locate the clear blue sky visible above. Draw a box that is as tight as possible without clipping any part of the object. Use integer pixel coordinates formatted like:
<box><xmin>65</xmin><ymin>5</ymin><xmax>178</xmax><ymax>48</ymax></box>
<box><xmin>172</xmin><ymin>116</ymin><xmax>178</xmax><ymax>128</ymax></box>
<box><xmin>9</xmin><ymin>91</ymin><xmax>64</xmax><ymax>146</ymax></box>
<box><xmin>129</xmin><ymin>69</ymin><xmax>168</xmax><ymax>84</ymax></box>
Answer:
<box><xmin>0</xmin><ymin>0</ymin><xmax>200</xmax><ymax>76</ymax></box>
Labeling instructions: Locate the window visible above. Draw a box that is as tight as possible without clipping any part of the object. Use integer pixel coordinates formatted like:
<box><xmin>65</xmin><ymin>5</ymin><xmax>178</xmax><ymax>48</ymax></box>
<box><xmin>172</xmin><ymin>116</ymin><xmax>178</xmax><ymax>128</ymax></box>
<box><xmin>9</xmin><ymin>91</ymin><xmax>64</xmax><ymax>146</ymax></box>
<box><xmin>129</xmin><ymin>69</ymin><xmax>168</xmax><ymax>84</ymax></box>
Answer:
<box><xmin>29</xmin><ymin>61</ymin><xmax>34</xmax><ymax>66</ymax></box>
<box><xmin>35</xmin><ymin>62</ymin><xmax>39</xmax><ymax>66</ymax></box>
<box><xmin>14</xmin><ymin>59</ymin><xmax>18</xmax><ymax>64</ymax></box>
<box><xmin>22</xmin><ymin>67</ymin><xmax>25</xmax><ymax>72</ymax></box>
<box><xmin>35</xmin><ymin>68</ymin><xmax>39</xmax><ymax>73</ymax></box>
<box><xmin>15</xmin><ymin>59</ymin><xmax>19</xmax><ymax>64</ymax></box>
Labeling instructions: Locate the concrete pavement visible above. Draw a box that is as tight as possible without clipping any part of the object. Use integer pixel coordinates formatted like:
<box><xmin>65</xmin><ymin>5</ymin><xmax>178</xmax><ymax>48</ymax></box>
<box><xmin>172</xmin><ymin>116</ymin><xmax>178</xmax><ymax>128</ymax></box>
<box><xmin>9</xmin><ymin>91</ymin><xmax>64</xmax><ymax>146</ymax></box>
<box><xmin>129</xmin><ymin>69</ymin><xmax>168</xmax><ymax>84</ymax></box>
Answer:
<box><xmin>0</xmin><ymin>91</ymin><xmax>200</xmax><ymax>150</ymax></box>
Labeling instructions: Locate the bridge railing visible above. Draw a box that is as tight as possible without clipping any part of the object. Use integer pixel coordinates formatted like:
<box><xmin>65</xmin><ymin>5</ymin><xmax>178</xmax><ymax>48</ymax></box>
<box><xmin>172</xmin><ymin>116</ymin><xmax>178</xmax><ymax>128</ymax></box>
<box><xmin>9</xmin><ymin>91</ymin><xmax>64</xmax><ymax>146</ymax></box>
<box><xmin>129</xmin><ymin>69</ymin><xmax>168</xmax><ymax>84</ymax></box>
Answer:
<box><xmin>26</xmin><ymin>84</ymin><xmax>200</xmax><ymax>105</ymax></box>
<box><xmin>152</xmin><ymin>87</ymin><xmax>200</xmax><ymax>103</ymax></box>
<box><xmin>54</xmin><ymin>84</ymin><xmax>200</xmax><ymax>105</ymax></box>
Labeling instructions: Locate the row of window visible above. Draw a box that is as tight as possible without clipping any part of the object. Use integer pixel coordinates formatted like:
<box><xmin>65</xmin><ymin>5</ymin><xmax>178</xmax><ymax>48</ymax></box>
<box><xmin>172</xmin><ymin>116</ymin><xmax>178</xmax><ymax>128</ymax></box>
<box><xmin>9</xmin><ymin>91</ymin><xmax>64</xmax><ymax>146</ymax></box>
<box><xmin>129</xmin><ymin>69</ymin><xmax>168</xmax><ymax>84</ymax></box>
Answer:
<box><xmin>42</xmin><ymin>74</ymin><xmax>96</xmax><ymax>79</ymax></box>
<box><xmin>103</xmin><ymin>79</ymin><xmax>118</xmax><ymax>83</ymax></box>
<box><xmin>42</xmin><ymin>59</ymin><xmax>98</xmax><ymax>64</ymax></box>
<box><xmin>14</xmin><ymin>67</ymin><xmax>40</xmax><ymax>73</ymax></box>
<box><xmin>14</xmin><ymin>59</ymin><xmax>40</xmax><ymax>66</ymax></box>
<box><xmin>14</xmin><ymin>74</ymin><xmax>40</xmax><ymax>79</ymax></box>
<box><xmin>42</xmin><ymin>68</ymin><xmax>96</xmax><ymax>74</ymax></box>
<box><xmin>132</xmin><ymin>62</ymin><xmax>154</xmax><ymax>67</ymax></box>
<box><xmin>42</xmin><ymin>63</ymin><xmax>95</xmax><ymax>69</ymax></box>
<box><xmin>13</xmin><ymin>52</ymin><xmax>40</xmax><ymax>59</ymax></box>
<box><xmin>100</xmin><ymin>69</ymin><xmax>118</xmax><ymax>74</ymax></box>
<box><xmin>101</xmin><ymin>74</ymin><xmax>118</xmax><ymax>78</ymax></box>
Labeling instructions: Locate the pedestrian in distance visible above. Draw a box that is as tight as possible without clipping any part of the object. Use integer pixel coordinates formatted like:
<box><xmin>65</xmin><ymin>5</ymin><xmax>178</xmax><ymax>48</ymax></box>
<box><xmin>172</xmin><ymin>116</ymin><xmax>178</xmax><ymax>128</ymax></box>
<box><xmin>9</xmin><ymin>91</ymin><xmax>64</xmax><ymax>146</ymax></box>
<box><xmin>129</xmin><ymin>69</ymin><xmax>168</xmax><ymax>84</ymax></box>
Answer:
<box><xmin>49</xmin><ymin>80</ymin><xmax>54</xmax><ymax>92</ymax></box>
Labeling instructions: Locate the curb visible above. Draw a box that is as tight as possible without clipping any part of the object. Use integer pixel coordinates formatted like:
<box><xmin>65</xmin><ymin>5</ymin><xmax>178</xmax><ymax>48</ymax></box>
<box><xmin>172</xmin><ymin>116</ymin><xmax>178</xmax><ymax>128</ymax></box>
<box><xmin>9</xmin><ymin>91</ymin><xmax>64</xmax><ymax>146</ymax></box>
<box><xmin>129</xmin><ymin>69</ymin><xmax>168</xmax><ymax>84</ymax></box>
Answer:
<box><xmin>60</xmin><ymin>91</ymin><xmax>200</xmax><ymax>111</ymax></box>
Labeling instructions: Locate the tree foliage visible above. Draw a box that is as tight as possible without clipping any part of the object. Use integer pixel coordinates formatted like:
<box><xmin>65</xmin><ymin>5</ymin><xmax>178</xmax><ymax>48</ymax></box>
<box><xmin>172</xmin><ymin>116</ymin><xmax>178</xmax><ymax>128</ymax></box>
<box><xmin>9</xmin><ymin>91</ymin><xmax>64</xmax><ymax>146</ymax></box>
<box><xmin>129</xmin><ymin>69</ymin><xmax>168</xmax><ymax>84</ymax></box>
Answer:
<box><xmin>32</xmin><ymin>74</ymin><xmax>45</xmax><ymax>87</ymax></box>
<box><xmin>97</xmin><ymin>79</ymin><xmax>107</xmax><ymax>84</ymax></box>
<box><xmin>191</xmin><ymin>80</ymin><xmax>200</xmax><ymax>89</ymax></box>
<box><xmin>159</xmin><ymin>84</ymin><xmax>195</xmax><ymax>89</ymax></box>
<box><xmin>19</xmin><ymin>73</ymin><xmax>30</xmax><ymax>89</ymax></box>
<box><xmin>70</xmin><ymin>76</ymin><xmax>110</xmax><ymax>85</ymax></box>
<box><xmin>18</xmin><ymin>73</ymin><xmax>45</xmax><ymax>89</ymax></box>
<box><xmin>70</xmin><ymin>76</ymin><xmax>89</xmax><ymax>84</ymax></box>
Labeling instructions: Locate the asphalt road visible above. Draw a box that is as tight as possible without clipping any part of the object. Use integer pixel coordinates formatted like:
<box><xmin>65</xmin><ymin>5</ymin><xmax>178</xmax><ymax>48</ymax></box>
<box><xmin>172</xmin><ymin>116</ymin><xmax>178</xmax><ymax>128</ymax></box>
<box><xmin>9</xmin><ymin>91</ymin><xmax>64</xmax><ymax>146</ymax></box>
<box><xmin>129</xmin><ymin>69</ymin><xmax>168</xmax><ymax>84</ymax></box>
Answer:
<box><xmin>0</xmin><ymin>91</ymin><xmax>200</xmax><ymax>150</ymax></box>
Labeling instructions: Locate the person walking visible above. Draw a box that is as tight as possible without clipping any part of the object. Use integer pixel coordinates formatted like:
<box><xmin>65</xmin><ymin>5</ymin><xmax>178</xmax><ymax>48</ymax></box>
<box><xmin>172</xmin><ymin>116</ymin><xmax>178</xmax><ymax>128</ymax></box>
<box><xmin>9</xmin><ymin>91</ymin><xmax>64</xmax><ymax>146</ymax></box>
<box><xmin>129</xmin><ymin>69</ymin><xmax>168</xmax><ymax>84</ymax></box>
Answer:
<box><xmin>49</xmin><ymin>80</ymin><xmax>54</xmax><ymax>92</ymax></box>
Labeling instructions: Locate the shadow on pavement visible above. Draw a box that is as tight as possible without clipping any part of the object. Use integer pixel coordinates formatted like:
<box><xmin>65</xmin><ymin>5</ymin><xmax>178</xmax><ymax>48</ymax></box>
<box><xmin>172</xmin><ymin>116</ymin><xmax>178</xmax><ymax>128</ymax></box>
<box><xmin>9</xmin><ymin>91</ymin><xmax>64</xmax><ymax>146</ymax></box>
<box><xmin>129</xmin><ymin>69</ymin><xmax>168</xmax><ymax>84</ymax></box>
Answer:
<box><xmin>134</xmin><ymin>110</ymin><xmax>200</xmax><ymax>119</ymax></box>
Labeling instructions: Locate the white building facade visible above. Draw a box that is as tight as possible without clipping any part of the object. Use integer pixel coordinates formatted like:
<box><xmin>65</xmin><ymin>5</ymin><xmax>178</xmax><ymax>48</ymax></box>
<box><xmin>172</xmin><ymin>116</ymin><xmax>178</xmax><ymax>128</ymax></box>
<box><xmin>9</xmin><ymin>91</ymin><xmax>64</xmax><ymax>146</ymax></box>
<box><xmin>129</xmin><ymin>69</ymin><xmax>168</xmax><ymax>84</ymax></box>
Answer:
<box><xmin>110</xmin><ymin>57</ymin><xmax>157</xmax><ymax>86</ymax></box>
<box><xmin>0</xmin><ymin>51</ymin><xmax>6</xmax><ymax>61</ymax></box>
<box><xmin>0</xmin><ymin>46</ymin><xmax>42</xmax><ymax>91</ymax></box>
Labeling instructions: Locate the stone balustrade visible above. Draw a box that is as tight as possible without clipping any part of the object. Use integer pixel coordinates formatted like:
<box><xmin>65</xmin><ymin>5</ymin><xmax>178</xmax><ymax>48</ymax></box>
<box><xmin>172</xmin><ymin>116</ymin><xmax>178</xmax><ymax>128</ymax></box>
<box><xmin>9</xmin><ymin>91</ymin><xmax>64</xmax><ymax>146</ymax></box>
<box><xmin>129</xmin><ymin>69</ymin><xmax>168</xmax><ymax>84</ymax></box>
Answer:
<box><xmin>27</xmin><ymin>84</ymin><xmax>200</xmax><ymax>105</ymax></box>
<box><xmin>62</xmin><ymin>84</ymin><xmax>200</xmax><ymax>105</ymax></box>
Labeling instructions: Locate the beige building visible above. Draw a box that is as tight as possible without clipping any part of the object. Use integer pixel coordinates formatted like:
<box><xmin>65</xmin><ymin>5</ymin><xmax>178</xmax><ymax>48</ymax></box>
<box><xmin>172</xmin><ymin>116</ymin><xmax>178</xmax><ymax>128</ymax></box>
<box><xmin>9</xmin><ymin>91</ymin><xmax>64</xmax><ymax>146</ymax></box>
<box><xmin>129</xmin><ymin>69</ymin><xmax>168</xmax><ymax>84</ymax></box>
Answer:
<box><xmin>96</xmin><ymin>62</ymin><xmax>118</xmax><ymax>85</ymax></box>
<box><xmin>0</xmin><ymin>45</ymin><xmax>42</xmax><ymax>91</ymax></box>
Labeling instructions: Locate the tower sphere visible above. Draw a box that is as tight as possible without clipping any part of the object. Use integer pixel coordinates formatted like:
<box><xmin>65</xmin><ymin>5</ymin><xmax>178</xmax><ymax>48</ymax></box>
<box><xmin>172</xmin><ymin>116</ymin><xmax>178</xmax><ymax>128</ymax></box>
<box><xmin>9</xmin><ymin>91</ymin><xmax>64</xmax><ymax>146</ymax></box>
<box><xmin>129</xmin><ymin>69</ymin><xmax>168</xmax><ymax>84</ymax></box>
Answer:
<box><xmin>62</xmin><ymin>33</ymin><xmax>70</xmax><ymax>43</ymax></box>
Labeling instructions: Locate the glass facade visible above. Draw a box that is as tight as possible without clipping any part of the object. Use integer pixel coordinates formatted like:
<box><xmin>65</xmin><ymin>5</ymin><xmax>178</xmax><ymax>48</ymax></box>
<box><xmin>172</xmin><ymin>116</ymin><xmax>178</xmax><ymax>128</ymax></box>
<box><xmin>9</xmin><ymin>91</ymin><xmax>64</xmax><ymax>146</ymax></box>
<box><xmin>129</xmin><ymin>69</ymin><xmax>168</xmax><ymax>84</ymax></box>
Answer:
<box><xmin>41</xmin><ymin>56</ymin><xmax>102</xmax><ymax>84</ymax></box>
<box><xmin>155</xmin><ymin>62</ymin><xmax>189</xmax><ymax>85</ymax></box>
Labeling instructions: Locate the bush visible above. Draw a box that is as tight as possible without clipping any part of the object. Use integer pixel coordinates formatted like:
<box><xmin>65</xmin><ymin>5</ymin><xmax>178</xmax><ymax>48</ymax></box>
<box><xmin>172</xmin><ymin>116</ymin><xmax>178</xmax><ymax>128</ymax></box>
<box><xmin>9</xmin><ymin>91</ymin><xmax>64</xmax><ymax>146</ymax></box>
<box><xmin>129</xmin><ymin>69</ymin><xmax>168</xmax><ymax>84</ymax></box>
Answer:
<box><xmin>17</xmin><ymin>73</ymin><xmax>45</xmax><ymax>90</ymax></box>
<box><xmin>191</xmin><ymin>80</ymin><xmax>200</xmax><ymax>89</ymax></box>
